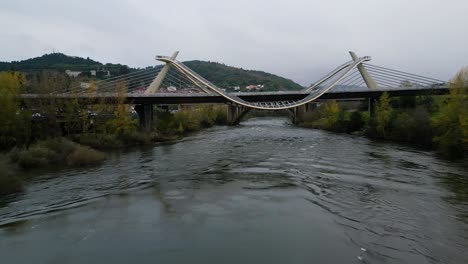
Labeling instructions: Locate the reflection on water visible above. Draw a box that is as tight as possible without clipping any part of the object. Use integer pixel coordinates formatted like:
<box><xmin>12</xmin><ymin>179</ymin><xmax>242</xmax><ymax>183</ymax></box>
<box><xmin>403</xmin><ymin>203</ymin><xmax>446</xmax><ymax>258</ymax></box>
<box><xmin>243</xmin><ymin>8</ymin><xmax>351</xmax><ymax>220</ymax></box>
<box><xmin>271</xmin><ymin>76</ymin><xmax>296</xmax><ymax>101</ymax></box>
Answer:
<box><xmin>0</xmin><ymin>118</ymin><xmax>467</xmax><ymax>264</ymax></box>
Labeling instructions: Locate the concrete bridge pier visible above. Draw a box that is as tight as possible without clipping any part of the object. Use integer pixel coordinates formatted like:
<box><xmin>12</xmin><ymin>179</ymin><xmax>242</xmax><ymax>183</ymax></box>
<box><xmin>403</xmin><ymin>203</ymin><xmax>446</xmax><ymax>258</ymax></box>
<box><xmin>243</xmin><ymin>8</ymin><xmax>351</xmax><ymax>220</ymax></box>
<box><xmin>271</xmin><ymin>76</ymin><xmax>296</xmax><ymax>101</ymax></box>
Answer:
<box><xmin>134</xmin><ymin>104</ymin><xmax>154</xmax><ymax>130</ymax></box>
<box><xmin>290</xmin><ymin>104</ymin><xmax>307</xmax><ymax>124</ymax></box>
<box><xmin>368</xmin><ymin>97</ymin><xmax>377</xmax><ymax>118</ymax></box>
<box><xmin>227</xmin><ymin>104</ymin><xmax>251</xmax><ymax>126</ymax></box>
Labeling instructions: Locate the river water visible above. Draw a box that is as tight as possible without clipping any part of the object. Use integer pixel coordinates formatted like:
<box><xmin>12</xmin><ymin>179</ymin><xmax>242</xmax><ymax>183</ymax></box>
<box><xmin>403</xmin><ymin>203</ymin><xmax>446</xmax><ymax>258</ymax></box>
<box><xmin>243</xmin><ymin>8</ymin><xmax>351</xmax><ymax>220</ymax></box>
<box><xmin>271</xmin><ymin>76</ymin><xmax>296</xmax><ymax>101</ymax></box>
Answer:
<box><xmin>1</xmin><ymin>118</ymin><xmax>467</xmax><ymax>264</ymax></box>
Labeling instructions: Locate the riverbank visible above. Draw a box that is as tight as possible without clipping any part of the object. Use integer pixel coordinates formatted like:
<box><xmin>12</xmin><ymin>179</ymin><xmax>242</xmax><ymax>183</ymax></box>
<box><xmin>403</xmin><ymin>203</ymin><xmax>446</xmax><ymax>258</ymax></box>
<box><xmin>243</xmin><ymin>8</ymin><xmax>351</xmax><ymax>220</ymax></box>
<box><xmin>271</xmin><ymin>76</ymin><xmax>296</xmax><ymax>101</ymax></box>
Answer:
<box><xmin>0</xmin><ymin>105</ymin><xmax>228</xmax><ymax>196</ymax></box>
<box><xmin>298</xmin><ymin>89</ymin><xmax>467</xmax><ymax>159</ymax></box>
<box><xmin>0</xmin><ymin>138</ymin><xmax>106</xmax><ymax>195</ymax></box>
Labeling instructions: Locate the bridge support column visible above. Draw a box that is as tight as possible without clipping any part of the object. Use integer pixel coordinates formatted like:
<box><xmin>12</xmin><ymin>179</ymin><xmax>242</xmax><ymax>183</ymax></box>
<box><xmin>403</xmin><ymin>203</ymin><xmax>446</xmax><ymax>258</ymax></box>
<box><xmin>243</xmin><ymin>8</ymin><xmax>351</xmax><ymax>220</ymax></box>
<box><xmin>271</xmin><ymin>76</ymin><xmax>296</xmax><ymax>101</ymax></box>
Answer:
<box><xmin>135</xmin><ymin>104</ymin><xmax>154</xmax><ymax>131</ymax></box>
<box><xmin>368</xmin><ymin>97</ymin><xmax>376</xmax><ymax>118</ymax></box>
<box><xmin>349</xmin><ymin>51</ymin><xmax>377</xmax><ymax>90</ymax></box>
<box><xmin>145</xmin><ymin>51</ymin><xmax>179</xmax><ymax>94</ymax></box>
<box><xmin>227</xmin><ymin>104</ymin><xmax>251</xmax><ymax>126</ymax></box>
<box><xmin>291</xmin><ymin>104</ymin><xmax>307</xmax><ymax>124</ymax></box>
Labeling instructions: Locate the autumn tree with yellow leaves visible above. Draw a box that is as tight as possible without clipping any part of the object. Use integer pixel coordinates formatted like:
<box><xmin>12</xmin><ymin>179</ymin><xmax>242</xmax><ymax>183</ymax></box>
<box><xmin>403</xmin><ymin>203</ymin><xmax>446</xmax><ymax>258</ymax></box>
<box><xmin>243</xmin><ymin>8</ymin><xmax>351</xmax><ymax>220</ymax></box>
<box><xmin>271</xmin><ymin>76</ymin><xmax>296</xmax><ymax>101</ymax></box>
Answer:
<box><xmin>0</xmin><ymin>72</ymin><xmax>31</xmax><ymax>148</ymax></box>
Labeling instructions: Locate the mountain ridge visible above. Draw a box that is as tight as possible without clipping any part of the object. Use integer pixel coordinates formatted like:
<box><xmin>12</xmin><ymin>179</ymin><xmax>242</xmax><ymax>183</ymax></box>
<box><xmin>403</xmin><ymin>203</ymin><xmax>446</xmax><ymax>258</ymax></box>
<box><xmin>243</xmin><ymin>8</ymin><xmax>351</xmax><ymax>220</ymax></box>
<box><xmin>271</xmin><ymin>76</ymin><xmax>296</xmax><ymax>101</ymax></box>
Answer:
<box><xmin>0</xmin><ymin>53</ymin><xmax>304</xmax><ymax>91</ymax></box>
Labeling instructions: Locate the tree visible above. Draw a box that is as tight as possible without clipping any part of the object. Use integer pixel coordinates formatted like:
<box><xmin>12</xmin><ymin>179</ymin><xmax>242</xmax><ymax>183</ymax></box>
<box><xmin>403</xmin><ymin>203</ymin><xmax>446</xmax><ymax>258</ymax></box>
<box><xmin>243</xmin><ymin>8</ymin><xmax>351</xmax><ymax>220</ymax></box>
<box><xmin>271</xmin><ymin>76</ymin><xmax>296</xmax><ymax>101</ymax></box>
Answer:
<box><xmin>322</xmin><ymin>100</ymin><xmax>340</xmax><ymax>129</ymax></box>
<box><xmin>0</xmin><ymin>72</ymin><xmax>30</xmax><ymax>148</ymax></box>
<box><xmin>432</xmin><ymin>67</ymin><xmax>468</xmax><ymax>158</ymax></box>
<box><xmin>107</xmin><ymin>81</ymin><xmax>137</xmax><ymax>136</ymax></box>
<box><xmin>375</xmin><ymin>92</ymin><xmax>392</xmax><ymax>138</ymax></box>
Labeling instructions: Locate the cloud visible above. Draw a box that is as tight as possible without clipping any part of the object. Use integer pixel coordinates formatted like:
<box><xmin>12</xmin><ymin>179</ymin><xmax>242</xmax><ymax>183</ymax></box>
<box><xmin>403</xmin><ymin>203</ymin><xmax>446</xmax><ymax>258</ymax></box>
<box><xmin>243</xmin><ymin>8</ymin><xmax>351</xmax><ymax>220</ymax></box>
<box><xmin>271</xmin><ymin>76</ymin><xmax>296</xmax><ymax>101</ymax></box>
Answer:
<box><xmin>1</xmin><ymin>0</ymin><xmax>467</xmax><ymax>85</ymax></box>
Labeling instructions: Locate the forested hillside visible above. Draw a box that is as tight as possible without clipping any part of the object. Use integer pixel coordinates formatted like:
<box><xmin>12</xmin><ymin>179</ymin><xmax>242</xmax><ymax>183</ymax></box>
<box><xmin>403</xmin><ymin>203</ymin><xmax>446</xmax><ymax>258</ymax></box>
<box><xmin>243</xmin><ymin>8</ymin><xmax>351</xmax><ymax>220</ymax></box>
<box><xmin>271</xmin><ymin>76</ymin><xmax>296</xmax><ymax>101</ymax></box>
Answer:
<box><xmin>0</xmin><ymin>53</ymin><xmax>304</xmax><ymax>92</ymax></box>
<box><xmin>183</xmin><ymin>60</ymin><xmax>303</xmax><ymax>91</ymax></box>
<box><xmin>0</xmin><ymin>53</ymin><xmax>131</xmax><ymax>75</ymax></box>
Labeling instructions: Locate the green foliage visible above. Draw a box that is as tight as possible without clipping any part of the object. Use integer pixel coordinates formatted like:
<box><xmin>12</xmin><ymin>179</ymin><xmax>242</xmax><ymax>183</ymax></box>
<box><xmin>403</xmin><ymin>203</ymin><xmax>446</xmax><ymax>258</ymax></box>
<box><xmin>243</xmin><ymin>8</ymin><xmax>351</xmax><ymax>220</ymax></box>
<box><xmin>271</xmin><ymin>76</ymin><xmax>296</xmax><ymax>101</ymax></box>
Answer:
<box><xmin>61</xmin><ymin>96</ymin><xmax>82</xmax><ymax>135</ymax></box>
<box><xmin>0</xmin><ymin>72</ymin><xmax>31</xmax><ymax>149</ymax></box>
<box><xmin>106</xmin><ymin>83</ymin><xmax>138</xmax><ymax>136</ymax></box>
<box><xmin>2</xmin><ymin>53</ymin><xmax>302</xmax><ymax>93</ymax></box>
<box><xmin>391</xmin><ymin>96</ymin><xmax>416</xmax><ymax>109</ymax></box>
<box><xmin>15</xmin><ymin>146</ymin><xmax>56</xmax><ymax>168</ymax></box>
<box><xmin>154</xmin><ymin>105</ymin><xmax>227</xmax><ymax>139</ymax></box>
<box><xmin>432</xmin><ymin>67</ymin><xmax>468</xmax><ymax>158</ymax></box>
<box><xmin>375</xmin><ymin>92</ymin><xmax>393</xmax><ymax>138</ymax></box>
<box><xmin>183</xmin><ymin>60</ymin><xmax>303</xmax><ymax>91</ymax></box>
<box><xmin>299</xmin><ymin>102</ymin><xmax>363</xmax><ymax>133</ymax></box>
<box><xmin>26</xmin><ymin>70</ymin><xmax>72</xmax><ymax>93</ymax></box>
<box><xmin>390</xmin><ymin>107</ymin><xmax>432</xmax><ymax>146</ymax></box>
<box><xmin>297</xmin><ymin>68</ymin><xmax>466</xmax><ymax>160</ymax></box>
<box><xmin>323</xmin><ymin>100</ymin><xmax>340</xmax><ymax>129</ymax></box>
<box><xmin>72</xmin><ymin>134</ymin><xmax>123</xmax><ymax>149</ymax></box>
<box><xmin>66</xmin><ymin>145</ymin><xmax>105</xmax><ymax>166</ymax></box>
<box><xmin>11</xmin><ymin>138</ymin><xmax>105</xmax><ymax>169</ymax></box>
<box><xmin>0</xmin><ymin>53</ymin><xmax>131</xmax><ymax>76</ymax></box>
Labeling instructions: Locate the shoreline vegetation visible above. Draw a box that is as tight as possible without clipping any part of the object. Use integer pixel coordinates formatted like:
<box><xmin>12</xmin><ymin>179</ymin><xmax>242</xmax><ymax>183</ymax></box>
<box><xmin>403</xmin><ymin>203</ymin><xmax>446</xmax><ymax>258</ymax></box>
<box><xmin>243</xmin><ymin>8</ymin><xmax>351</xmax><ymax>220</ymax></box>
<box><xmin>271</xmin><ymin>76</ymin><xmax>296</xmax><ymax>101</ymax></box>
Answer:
<box><xmin>297</xmin><ymin>68</ymin><xmax>468</xmax><ymax>160</ymax></box>
<box><xmin>0</xmin><ymin>70</ymin><xmax>227</xmax><ymax>195</ymax></box>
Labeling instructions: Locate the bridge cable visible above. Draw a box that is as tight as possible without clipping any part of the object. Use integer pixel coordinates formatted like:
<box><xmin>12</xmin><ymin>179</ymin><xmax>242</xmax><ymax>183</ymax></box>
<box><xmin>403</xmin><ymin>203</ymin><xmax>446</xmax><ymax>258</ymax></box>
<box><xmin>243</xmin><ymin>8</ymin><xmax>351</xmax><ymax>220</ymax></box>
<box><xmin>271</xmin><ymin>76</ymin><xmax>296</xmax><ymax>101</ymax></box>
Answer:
<box><xmin>365</xmin><ymin>67</ymin><xmax>437</xmax><ymax>85</ymax></box>
<box><xmin>364</xmin><ymin>64</ymin><xmax>445</xmax><ymax>83</ymax></box>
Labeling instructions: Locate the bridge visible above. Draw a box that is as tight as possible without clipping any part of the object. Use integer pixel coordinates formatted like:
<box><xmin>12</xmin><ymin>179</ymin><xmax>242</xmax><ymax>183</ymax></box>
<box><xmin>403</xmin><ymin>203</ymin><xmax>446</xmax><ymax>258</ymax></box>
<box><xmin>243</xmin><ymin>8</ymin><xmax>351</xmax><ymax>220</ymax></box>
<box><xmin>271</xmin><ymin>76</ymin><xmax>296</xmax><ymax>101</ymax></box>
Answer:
<box><xmin>20</xmin><ymin>51</ymin><xmax>449</xmax><ymax>126</ymax></box>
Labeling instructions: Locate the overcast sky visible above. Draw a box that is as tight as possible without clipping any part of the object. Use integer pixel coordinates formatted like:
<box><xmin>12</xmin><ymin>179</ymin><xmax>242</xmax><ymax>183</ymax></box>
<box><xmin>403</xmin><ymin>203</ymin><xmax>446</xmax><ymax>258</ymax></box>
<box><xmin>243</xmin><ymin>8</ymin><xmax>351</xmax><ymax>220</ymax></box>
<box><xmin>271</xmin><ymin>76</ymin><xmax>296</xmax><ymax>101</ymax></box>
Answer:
<box><xmin>1</xmin><ymin>0</ymin><xmax>467</xmax><ymax>85</ymax></box>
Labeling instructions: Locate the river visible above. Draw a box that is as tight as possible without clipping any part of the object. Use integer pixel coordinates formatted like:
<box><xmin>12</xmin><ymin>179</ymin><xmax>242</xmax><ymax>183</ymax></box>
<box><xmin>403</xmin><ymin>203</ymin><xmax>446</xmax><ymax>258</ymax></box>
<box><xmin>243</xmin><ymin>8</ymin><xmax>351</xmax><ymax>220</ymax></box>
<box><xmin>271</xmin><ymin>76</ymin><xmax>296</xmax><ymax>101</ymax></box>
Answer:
<box><xmin>1</xmin><ymin>118</ymin><xmax>467</xmax><ymax>264</ymax></box>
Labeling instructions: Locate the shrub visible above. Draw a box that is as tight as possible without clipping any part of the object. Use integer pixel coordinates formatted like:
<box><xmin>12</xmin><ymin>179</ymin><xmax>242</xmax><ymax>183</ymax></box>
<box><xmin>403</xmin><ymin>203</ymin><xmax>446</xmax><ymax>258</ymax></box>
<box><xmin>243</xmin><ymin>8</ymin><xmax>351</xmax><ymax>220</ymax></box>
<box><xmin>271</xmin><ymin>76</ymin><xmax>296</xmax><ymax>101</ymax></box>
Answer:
<box><xmin>174</xmin><ymin>110</ymin><xmax>200</xmax><ymax>132</ymax></box>
<box><xmin>0</xmin><ymin>160</ymin><xmax>22</xmax><ymax>195</ymax></box>
<box><xmin>67</xmin><ymin>145</ymin><xmax>105</xmax><ymax>166</ymax></box>
<box><xmin>16</xmin><ymin>146</ymin><xmax>57</xmax><ymax>168</ymax></box>
<box><xmin>390</xmin><ymin>108</ymin><xmax>432</xmax><ymax>146</ymax></box>
<box><xmin>300</xmin><ymin>111</ymin><xmax>322</xmax><ymax>124</ymax></box>
<box><xmin>155</xmin><ymin>105</ymin><xmax>227</xmax><ymax>137</ymax></box>
<box><xmin>432</xmin><ymin>67</ymin><xmax>468</xmax><ymax>158</ymax></box>
<box><xmin>38</xmin><ymin>137</ymin><xmax>76</xmax><ymax>156</ymax></box>
<box><xmin>323</xmin><ymin>100</ymin><xmax>340</xmax><ymax>130</ymax></box>
<box><xmin>74</xmin><ymin>133</ymin><xmax>123</xmax><ymax>149</ymax></box>
<box><xmin>375</xmin><ymin>92</ymin><xmax>393</xmax><ymax>138</ymax></box>
<box><xmin>12</xmin><ymin>138</ymin><xmax>105</xmax><ymax>169</ymax></box>
<box><xmin>331</xmin><ymin>111</ymin><xmax>349</xmax><ymax>133</ymax></box>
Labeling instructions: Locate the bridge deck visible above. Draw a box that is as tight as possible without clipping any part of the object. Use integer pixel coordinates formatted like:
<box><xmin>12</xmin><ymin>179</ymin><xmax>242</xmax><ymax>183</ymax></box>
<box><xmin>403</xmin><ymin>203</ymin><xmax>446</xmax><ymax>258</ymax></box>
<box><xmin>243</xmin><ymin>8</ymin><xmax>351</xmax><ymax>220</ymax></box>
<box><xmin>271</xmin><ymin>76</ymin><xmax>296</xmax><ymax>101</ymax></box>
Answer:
<box><xmin>20</xmin><ymin>87</ymin><xmax>449</xmax><ymax>105</ymax></box>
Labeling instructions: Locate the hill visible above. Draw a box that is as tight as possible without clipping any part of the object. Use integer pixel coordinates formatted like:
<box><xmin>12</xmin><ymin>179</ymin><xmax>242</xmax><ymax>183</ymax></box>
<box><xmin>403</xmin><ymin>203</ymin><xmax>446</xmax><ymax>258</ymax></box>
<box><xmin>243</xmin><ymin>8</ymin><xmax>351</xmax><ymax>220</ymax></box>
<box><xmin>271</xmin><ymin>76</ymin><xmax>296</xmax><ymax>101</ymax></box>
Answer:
<box><xmin>0</xmin><ymin>53</ymin><xmax>131</xmax><ymax>76</ymax></box>
<box><xmin>0</xmin><ymin>53</ymin><xmax>304</xmax><ymax>92</ymax></box>
<box><xmin>183</xmin><ymin>60</ymin><xmax>303</xmax><ymax>91</ymax></box>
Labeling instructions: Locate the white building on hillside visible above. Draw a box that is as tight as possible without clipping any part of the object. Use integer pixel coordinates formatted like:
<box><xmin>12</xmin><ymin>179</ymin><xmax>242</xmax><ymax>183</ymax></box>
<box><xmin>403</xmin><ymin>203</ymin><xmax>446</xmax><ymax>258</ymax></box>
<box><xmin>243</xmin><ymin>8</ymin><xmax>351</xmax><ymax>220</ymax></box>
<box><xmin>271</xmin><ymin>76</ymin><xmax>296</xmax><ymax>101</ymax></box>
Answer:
<box><xmin>65</xmin><ymin>70</ymin><xmax>82</xmax><ymax>78</ymax></box>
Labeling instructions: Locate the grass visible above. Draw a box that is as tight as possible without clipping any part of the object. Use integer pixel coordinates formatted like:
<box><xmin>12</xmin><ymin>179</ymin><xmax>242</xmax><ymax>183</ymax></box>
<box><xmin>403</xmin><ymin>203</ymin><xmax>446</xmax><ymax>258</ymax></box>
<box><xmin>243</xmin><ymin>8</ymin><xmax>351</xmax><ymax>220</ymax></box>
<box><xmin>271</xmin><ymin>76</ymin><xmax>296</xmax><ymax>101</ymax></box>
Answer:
<box><xmin>67</xmin><ymin>145</ymin><xmax>105</xmax><ymax>166</ymax></box>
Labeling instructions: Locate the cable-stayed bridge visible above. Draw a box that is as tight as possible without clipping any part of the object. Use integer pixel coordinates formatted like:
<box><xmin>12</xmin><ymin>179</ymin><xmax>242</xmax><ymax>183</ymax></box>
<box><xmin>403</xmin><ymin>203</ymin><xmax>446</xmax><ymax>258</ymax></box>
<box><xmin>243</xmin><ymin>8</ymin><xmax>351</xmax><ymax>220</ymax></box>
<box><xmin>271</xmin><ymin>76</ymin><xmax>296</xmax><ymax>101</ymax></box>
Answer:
<box><xmin>20</xmin><ymin>51</ymin><xmax>449</xmax><ymax>126</ymax></box>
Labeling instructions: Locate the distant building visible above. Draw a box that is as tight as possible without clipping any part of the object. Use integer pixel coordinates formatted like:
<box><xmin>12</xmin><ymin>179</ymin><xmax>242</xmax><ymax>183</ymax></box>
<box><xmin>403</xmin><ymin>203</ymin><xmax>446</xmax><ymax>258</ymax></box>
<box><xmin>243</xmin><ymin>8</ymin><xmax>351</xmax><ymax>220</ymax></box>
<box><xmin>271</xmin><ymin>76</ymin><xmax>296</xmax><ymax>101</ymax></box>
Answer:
<box><xmin>246</xmin><ymin>84</ymin><xmax>264</xmax><ymax>91</ymax></box>
<box><xmin>246</xmin><ymin>85</ymin><xmax>256</xmax><ymax>90</ymax></box>
<box><xmin>90</xmin><ymin>70</ymin><xmax>97</xmax><ymax>76</ymax></box>
<box><xmin>65</xmin><ymin>70</ymin><xmax>82</xmax><ymax>78</ymax></box>
<box><xmin>80</xmin><ymin>82</ymin><xmax>90</xmax><ymax>89</ymax></box>
<box><xmin>134</xmin><ymin>87</ymin><xmax>147</xmax><ymax>94</ymax></box>
<box><xmin>167</xmin><ymin>86</ymin><xmax>177</xmax><ymax>92</ymax></box>
<box><xmin>233</xmin><ymin>86</ymin><xmax>240</xmax><ymax>91</ymax></box>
